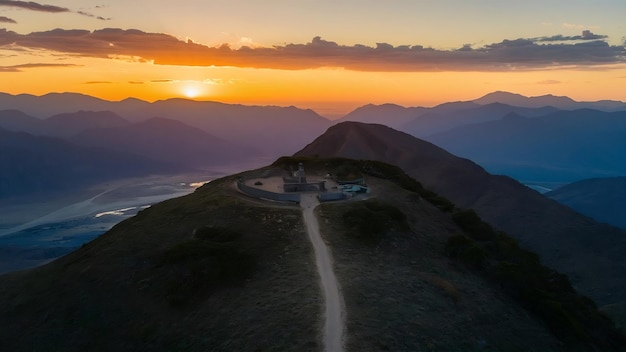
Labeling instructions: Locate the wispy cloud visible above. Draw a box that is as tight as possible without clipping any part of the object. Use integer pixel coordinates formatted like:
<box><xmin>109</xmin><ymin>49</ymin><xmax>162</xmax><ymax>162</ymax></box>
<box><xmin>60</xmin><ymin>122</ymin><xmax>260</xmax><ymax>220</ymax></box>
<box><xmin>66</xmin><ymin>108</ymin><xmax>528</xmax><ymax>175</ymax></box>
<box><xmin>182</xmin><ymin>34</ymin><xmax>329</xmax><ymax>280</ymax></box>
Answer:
<box><xmin>535</xmin><ymin>30</ymin><xmax>607</xmax><ymax>42</ymax></box>
<box><xmin>77</xmin><ymin>10</ymin><xmax>110</xmax><ymax>21</ymax></box>
<box><xmin>0</xmin><ymin>0</ymin><xmax>68</xmax><ymax>13</ymax></box>
<box><xmin>0</xmin><ymin>16</ymin><xmax>17</xmax><ymax>23</ymax></box>
<box><xmin>1</xmin><ymin>28</ymin><xmax>625</xmax><ymax>72</ymax></box>
<box><xmin>0</xmin><ymin>62</ymin><xmax>78</xmax><ymax>72</ymax></box>
<box><xmin>84</xmin><ymin>80</ymin><xmax>112</xmax><ymax>84</ymax></box>
<box><xmin>537</xmin><ymin>79</ymin><xmax>562</xmax><ymax>85</ymax></box>
<box><xmin>0</xmin><ymin>1</ymin><xmax>110</xmax><ymax>20</ymax></box>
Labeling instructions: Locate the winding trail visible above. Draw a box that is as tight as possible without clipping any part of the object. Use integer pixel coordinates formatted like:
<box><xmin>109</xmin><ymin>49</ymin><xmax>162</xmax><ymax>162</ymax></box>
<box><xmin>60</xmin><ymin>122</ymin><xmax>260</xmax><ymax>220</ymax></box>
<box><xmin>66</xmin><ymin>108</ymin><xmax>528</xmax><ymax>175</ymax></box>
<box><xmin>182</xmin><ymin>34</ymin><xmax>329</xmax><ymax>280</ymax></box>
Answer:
<box><xmin>300</xmin><ymin>194</ymin><xmax>345</xmax><ymax>352</ymax></box>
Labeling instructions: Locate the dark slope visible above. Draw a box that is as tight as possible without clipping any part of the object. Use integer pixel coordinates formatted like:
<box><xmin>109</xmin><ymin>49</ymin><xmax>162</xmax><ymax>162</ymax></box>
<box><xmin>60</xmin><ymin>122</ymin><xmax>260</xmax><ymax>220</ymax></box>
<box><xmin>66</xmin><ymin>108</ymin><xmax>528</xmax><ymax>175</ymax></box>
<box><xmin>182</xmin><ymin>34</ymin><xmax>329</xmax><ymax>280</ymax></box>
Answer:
<box><xmin>295</xmin><ymin>122</ymin><xmax>626</xmax><ymax>306</ymax></box>
<box><xmin>425</xmin><ymin>109</ymin><xmax>626</xmax><ymax>182</ymax></box>
<box><xmin>0</xmin><ymin>173</ymin><xmax>320</xmax><ymax>351</ymax></box>
<box><xmin>2</xmin><ymin>159</ymin><xmax>623</xmax><ymax>350</ymax></box>
<box><xmin>546</xmin><ymin>177</ymin><xmax>626</xmax><ymax>230</ymax></box>
<box><xmin>70</xmin><ymin>117</ymin><xmax>260</xmax><ymax>168</ymax></box>
<box><xmin>0</xmin><ymin>129</ymin><xmax>172</xmax><ymax>198</ymax></box>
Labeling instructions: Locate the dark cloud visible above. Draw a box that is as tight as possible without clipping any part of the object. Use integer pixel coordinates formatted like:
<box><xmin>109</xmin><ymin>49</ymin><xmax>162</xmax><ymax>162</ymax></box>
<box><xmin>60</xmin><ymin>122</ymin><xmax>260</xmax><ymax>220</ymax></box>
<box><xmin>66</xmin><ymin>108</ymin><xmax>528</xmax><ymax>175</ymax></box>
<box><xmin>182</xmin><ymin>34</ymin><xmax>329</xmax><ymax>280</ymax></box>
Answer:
<box><xmin>0</xmin><ymin>62</ymin><xmax>78</xmax><ymax>72</ymax></box>
<box><xmin>150</xmin><ymin>79</ymin><xmax>173</xmax><ymax>83</ymax></box>
<box><xmin>0</xmin><ymin>0</ymin><xmax>68</xmax><ymax>12</ymax></box>
<box><xmin>1</xmin><ymin>28</ymin><xmax>624</xmax><ymax>72</ymax></box>
<box><xmin>77</xmin><ymin>10</ymin><xmax>110</xmax><ymax>21</ymax></box>
<box><xmin>0</xmin><ymin>16</ymin><xmax>17</xmax><ymax>23</ymax></box>
<box><xmin>536</xmin><ymin>30</ymin><xmax>608</xmax><ymax>42</ymax></box>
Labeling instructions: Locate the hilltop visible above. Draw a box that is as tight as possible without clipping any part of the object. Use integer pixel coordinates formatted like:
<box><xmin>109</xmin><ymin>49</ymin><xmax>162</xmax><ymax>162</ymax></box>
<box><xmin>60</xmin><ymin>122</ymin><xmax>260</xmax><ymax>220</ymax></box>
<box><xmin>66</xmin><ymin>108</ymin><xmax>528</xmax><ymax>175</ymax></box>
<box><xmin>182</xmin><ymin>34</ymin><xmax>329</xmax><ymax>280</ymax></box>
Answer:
<box><xmin>0</xmin><ymin>157</ymin><xmax>623</xmax><ymax>351</ymax></box>
<box><xmin>296</xmin><ymin>122</ymin><xmax>626</xmax><ymax>309</ymax></box>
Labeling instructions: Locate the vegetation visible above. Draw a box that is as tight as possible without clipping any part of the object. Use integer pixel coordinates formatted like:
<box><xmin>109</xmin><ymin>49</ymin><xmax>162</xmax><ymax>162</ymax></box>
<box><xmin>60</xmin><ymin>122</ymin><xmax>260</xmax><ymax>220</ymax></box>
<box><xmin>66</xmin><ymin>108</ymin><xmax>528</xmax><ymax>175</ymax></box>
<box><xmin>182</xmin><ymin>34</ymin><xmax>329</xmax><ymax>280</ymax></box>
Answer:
<box><xmin>448</xmin><ymin>209</ymin><xmax>626</xmax><ymax>350</ymax></box>
<box><xmin>340</xmin><ymin>199</ymin><xmax>409</xmax><ymax>244</ymax></box>
<box><xmin>155</xmin><ymin>227</ymin><xmax>256</xmax><ymax>307</ymax></box>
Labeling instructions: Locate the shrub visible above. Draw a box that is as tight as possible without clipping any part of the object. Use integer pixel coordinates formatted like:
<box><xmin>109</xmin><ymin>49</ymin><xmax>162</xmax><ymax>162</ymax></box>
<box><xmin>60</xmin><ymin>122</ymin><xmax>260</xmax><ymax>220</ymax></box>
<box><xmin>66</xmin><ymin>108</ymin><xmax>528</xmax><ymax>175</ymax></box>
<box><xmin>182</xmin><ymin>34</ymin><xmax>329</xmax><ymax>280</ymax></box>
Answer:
<box><xmin>341</xmin><ymin>200</ymin><xmax>409</xmax><ymax>244</ymax></box>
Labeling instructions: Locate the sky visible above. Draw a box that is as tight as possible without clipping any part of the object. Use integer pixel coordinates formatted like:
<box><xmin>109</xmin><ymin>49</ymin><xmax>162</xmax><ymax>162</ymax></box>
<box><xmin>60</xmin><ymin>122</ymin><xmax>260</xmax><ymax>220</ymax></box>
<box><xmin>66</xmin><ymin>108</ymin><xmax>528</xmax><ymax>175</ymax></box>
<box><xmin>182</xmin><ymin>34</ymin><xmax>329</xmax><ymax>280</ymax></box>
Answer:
<box><xmin>0</xmin><ymin>0</ymin><xmax>625</xmax><ymax>117</ymax></box>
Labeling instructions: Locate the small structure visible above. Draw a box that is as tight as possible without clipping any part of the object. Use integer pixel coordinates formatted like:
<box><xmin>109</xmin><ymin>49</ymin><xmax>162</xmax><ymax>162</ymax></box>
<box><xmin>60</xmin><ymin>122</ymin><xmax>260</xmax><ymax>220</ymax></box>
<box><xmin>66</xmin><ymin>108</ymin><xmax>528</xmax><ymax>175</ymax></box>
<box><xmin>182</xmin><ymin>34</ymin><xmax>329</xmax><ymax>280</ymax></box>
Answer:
<box><xmin>283</xmin><ymin>163</ymin><xmax>326</xmax><ymax>192</ymax></box>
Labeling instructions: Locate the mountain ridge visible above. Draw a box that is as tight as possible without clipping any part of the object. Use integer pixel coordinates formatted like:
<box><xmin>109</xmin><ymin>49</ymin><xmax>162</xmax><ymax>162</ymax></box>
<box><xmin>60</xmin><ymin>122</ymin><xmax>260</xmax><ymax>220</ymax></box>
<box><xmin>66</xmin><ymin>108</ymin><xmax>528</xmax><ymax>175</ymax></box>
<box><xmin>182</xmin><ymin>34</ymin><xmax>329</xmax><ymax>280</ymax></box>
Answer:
<box><xmin>296</xmin><ymin>122</ymin><xmax>626</xmax><ymax>308</ymax></box>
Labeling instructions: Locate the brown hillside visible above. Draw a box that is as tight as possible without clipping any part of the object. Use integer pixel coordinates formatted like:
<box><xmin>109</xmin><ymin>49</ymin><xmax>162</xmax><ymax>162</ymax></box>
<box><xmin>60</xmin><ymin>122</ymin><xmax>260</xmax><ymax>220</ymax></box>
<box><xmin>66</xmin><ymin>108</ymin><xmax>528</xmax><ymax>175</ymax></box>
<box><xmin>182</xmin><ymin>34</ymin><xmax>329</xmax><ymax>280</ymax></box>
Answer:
<box><xmin>296</xmin><ymin>122</ymin><xmax>626</xmax><ymax>308</ymax></box>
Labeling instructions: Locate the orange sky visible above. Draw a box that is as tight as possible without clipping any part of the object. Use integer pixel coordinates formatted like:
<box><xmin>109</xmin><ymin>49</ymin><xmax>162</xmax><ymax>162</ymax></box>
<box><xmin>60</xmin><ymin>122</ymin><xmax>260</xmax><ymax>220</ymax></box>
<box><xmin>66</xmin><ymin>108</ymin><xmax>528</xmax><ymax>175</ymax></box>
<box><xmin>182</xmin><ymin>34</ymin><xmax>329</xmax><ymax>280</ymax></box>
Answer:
<box><xmin>1</xmin><ymin>1</ymin><xmax>625</xmax><ymax>117</ymax></box>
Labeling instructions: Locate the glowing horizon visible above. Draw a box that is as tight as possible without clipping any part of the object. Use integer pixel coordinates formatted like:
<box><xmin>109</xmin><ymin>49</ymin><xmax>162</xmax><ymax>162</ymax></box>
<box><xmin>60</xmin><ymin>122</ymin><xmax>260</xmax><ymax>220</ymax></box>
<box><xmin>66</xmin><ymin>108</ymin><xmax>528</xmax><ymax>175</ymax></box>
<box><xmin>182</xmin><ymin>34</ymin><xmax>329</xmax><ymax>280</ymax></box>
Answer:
<box><xmin>1</xmin><ymin>0</ymin><xmax>625</xmax><ymax>117</ymax></box>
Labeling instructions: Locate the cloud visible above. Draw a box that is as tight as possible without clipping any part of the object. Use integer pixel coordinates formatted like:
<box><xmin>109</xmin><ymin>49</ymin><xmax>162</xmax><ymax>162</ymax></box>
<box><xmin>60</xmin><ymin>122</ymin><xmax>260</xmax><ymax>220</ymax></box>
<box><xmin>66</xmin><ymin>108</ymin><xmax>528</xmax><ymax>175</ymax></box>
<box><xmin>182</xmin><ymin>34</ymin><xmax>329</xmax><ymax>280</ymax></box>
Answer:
<box><xmin>77</xmin><ymin>10</ymin><xmax>110</xmax><ymax>21</ymax></box>
<box><xmin>0</xmin><ymin>62</ymin><xmax>78</xmax><ymax>72</ymax></box>
<box><xmin>537</xmin><ymin>79</ymin><xmax>561</xmax><ymax>85</ymax></box>
<box><xmin>1</xmin><ymin>28</ymin><xmax>625</xmax><ymax>72</ymax></box>
<box><xmin>0</xmin><ymin>0</ymin><xmax>68</xmax><ymax>13</ymax></box>
<box><xmin>0</xmin><ymin>16</ymin><xmax>17</xmax><ymax>23</ymax></box>
<box><xmin>535</xmin><ymin>31</ymin><xmax>608</xmax><ymax>42</ymax></box>
<box><xmin>84</xmin><ymin>80</ymin><xmax>112</xmax><ymax>84</ymax></box>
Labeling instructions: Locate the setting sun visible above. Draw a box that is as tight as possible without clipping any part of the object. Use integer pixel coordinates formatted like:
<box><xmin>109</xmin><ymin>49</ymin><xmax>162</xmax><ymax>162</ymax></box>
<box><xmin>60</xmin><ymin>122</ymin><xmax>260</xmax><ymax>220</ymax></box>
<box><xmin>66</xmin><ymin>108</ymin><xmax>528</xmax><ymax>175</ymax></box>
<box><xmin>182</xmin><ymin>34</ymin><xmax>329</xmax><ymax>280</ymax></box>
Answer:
<box><xmin>183</xmin><ymin>85</ymin><xmax>200</xmax><ymax>98</ymax></box>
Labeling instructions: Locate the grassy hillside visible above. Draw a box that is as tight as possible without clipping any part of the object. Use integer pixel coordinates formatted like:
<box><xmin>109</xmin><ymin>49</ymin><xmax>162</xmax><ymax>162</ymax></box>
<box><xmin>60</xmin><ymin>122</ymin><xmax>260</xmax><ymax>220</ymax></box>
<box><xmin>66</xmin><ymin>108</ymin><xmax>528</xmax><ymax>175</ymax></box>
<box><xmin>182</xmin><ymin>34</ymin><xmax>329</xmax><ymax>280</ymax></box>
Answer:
<box><xmin>0</xmin><ymin>173</ymin><xmax>320</xmax><ymax>351</ymax></box>
<box><xmin>0</xmin><ymin>158</ymin><xmax>623</xmax><ymax>351</ymax></box>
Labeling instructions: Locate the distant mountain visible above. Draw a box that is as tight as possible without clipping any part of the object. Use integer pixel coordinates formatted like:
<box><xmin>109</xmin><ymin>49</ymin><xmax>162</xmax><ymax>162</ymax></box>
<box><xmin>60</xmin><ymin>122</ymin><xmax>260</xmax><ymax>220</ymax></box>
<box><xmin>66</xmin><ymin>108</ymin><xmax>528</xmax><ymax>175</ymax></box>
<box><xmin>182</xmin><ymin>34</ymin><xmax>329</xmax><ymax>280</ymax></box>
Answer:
<box><xmin>546</xmin><ymin>177</ymin><xmax>626</xmax><ymax>230</ymax></box>
<box><xmin>71</xmin><ymin>117</ymin><xmax>260</xmax><ymax>168</ymax></box>
<box><xmin>0</xmin><ymin>109</ymin><xmax>47</xmax><ymax>134</ymax></box>
<box><xmin>296</xmin><ymin>122</ymin><xmax>626</xmax><ymax>308</ymax></box>
<box><xmin>425</xmin><ymin>109</ymin><xmax>626</xmax><ymax>182</ymax></box>
<box><xmin>474</xmin><ymin>91</ymin><xmax>626</xmax><ymax>111</ymax></box>
<box><xmin>0</xmin><ymin>109</ymin><xmax>130</xmax><ymax>138</ymax></box>
<box><xmin>0</xmin><ymin>129</ymin><xmax>172</xmax><ymax>199</ymax></box>
<box><xmin>401</xmin><ymin>102</ymin><xmax>559</xmax><ymax>137</ymax></box>
<box><xmin>1</xmin><ymin>159</ymin><xmax>623</xmax><ymax>350</ymax></box>
<box><xmin>337</xmin><ymin>103</ymin><xmax>426</xmax><ymax>129</ymax></box>
<box><xmin>0</xmin><ymin>92</ymin><xmax>119</xmax><ymax>118</ymax></box>
<box><xmin>0</xmin><ymin>93</ymin><xmax>333</xmax><ymax>156</ymax></box>
<box><xmin>44</xmin><ymin>111</ymin><xmax>130</xmax><ymax>138</ymax></box>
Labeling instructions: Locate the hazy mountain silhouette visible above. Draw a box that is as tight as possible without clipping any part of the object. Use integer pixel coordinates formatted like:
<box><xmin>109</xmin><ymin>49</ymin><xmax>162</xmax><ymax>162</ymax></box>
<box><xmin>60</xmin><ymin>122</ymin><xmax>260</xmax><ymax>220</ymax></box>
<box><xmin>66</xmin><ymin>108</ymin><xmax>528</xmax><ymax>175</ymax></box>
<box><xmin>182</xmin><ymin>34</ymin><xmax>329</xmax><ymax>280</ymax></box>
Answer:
<box><xmin>546</xmin><ymin>177</ymin><xmax>626</xmax><ymax>230</ymax></box>
<box><xmin>0</xmin><ymin>109</ymin><xmax>48</xmax><ymax>134</ymax></box>
<box><xmin>0</xmin><ymin>92</ymin><xmax>117</xmax><ymax>118</ymax></box>
<box><xmin>44</xmin><ymin>111</ymin><xmax>130</xmax><ymax>138</ymax></box>
<box><xmin>70</xmin><ymin>117</ymin><xmax>260</xmax><ymax>168</ymax></box>
<box><xmin>337</xmin><ymin>103</ymin><xmax>427</xmax><ymax>129</ymax></box>
<box><xmin>0</xmin><ymin>128</ymin><xmax>172</xmax><ymax>198</ymax></box>
<box><xmin>474</xmin><ymin>91</ymin><xmax>626</xmax><ymax>111</ymax></box>
<box><xmin>0</xmin><ymin>109</ymin><xmax>130</xmax><ymax>138</ymax></box>
<box><xmin>401</xmin><ymin>102</ymin><xmax>559</xmax><ymax>137</ymax></box>
<box><xmin>0</xmin><ymin>93</ymin><xmax>333</xmax><ymax>156</ymax></box>
<box><xmin>0</xmin><ymin>158</ymin><xmax>623</xmax><ymax>351</ymax></box>
<box><xmin>425</xmin><ymin>109</ymin><xmax>626</xmax><ymax>182</ymax></box>
<box><xmin>296</xmin><ymin>122</ymin><xmax>626</xmax><ymax>307</ymax></box>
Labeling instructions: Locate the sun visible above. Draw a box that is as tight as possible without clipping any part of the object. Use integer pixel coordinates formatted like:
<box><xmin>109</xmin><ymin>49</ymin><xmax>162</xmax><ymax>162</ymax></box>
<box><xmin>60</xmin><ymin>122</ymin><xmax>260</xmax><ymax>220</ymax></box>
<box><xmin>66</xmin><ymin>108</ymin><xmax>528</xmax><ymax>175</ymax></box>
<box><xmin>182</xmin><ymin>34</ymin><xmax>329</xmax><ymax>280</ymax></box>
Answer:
<box><xmin>183</xmin><ymin>86</ymin><xmax>200</xmax><ymax>98</ymax></box>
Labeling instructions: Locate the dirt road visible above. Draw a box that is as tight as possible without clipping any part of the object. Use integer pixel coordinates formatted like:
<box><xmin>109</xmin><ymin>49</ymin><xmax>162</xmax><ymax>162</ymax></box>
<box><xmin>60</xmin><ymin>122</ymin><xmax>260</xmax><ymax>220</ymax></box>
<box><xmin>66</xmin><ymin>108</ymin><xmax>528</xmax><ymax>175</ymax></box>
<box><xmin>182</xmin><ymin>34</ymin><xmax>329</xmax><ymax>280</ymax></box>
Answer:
<box><xmin>301</xmin><ymin>194</ymin><xmax>344</xmax><ymax>352</ymax></box>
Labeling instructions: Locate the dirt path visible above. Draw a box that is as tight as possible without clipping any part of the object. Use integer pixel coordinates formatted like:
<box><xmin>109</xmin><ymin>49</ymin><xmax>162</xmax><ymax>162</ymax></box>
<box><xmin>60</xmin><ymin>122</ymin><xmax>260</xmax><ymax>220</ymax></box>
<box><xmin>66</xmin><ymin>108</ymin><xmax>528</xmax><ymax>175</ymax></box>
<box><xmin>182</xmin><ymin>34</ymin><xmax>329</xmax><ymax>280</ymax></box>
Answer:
<box><xmin>300</xmin><ymin>194</ymin><xmax>345</xmax><ymax>352</ymax></box>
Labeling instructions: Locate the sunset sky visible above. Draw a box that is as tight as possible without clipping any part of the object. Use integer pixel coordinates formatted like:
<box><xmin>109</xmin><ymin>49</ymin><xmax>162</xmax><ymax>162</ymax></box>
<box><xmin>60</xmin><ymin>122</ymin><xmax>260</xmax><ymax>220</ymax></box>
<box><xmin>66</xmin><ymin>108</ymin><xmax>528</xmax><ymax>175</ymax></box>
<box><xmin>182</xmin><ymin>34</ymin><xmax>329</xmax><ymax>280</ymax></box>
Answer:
<box><xmin>1</xmin><ymin>0</ymin><xmax>625</xmax><ymax>117</ymax></box>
